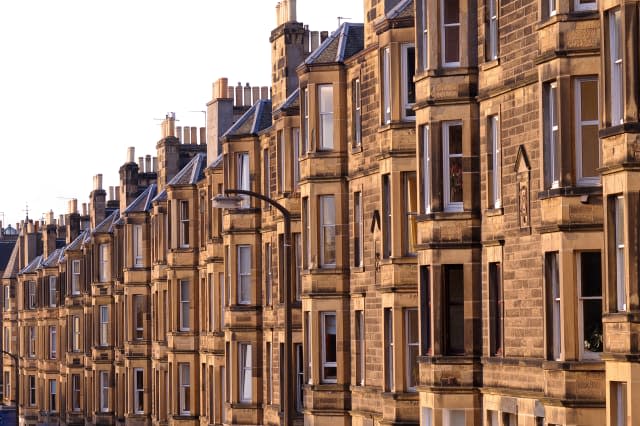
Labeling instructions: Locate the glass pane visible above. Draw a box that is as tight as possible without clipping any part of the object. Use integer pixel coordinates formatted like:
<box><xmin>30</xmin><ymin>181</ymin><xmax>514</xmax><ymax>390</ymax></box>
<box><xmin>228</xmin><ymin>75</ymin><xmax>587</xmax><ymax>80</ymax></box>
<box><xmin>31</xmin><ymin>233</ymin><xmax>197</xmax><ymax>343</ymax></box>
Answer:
<box><xmin>444</xmin><ymin>1</ymin><xmax>459</xmax><ymax>24</ymax></box>
<box><xmin>407</xmin><ymin>309</ymin><xmax>418</xmax><ymax>343</ymax></box>
<box><xmin>325</xmin><ymin>315</ymin><xmax>337</xmax><ymax>363</ymax></box>
<box><xmin>583</xmin><ymin>299</ymin><xmax>603</xmax><ymax>353</ymax></box>
<box><xmin>449</xmin><ymin>156</ymin><xmax>463</xmax><ymax>203</ymax></box>
<box><xmin>581</xmin><ymin>252</ymin><xmax>602</xmax><ymax>297</ymax></box>
<box><xmin>319</xmin><ymin>85</ymin><xmax>333</xmax><ymax>113</ymax></box>
<box><xmin>449</xmin><ymin>125</ymin><xmax>462</xmax><ymax>154</ymax></box>
<box><xmin>581</xmin><ymin>125</ymin><xmax>599</xmax><ymax>177</ymax></box>
<box><xmin>323</xmin><ymin>226</ymin><xmax>336</xmax><ymax>265</ymax></box>
<box><xmin>444</xmin><ymin>27</ymin><xmax>460</xmax><ymax>63</ymax></box>
<box><xmin>408</xmin><ymin>345</ymin><xmax>418</xmax><ymax>387</ymax></box>
<box><xmin>580</xmin><ymin>80</ymin><xmax>598</xmax><ymax>121</ymax></box>
<box><xmin>321</xmin><ymin>115</ymin><xmax>334</xmax><ymax>149</ymax></box>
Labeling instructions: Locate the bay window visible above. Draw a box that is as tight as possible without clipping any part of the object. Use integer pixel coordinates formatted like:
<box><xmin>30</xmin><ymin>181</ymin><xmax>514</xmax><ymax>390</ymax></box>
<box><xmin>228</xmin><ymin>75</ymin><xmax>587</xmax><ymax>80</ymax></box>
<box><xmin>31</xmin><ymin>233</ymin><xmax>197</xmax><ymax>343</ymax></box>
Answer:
<box><xmin>489</xmin><ymin>262</ymin><xmax>503</xmax><ymax>356</ymax></box>
<box><xmin>239</xmin><ymin>343</ymin><xmax>252</xmax><ymax>403</ymax></box>
<box><xmin>237</xmin><ymin>245</ymin><xmax>251</xmax><ymax>304</ymax></box>
<box><xmin>443</xmin><ymin>121</ymin><xmax>463</xmax><ymax>211</ymax></box>
<box><xmin>100</xmin><ymin>371</ymin><xmax>109</xmax><ymax>412</ymax></box>
<box><xmin>613</xmin><ymin>196</ymin><xmax>626</xmax><ymax>311</ymax></box>
<box><xmin>444</xmin><ymin>265</ymin><xmax>464</xmax><ymax>355</ymax></box>
<box><xmin>236</xmin><ymin>152</ymin><xmax>250</xmax><ymax>208</ymax></box>
<box><xmin>321</xmin><ymin>312</ymin><xmax>337</xmax><ymax>383</ymax></box>
<box><xmin>382</xmin><ymin>47</ymin><xmax>391</xmax><ymax>124</ymax></box>
<box><xmin>488</xmin><ymin>115</ymin><xmax>501</xmax><ymax>208</ymax></box>
<box><xmin>133</xmin><ymin>224</ymin><xmax>143</xmax><ymax>267</ymax></box>
<box><xmin>353</xmin><ymin>78</ymin><xmax>362</xmax><ymax>146</ymax></box>
<box><xmin>486</xmin><ymin>0</ymin><xmax>498</xmax><ymax>61</ymax></box>
<box><xmin>49</xmin><ymin>276</ymin><xmax>57</xmax><ymax>307</ymax></box>
<box><xmin>134</xmin><ymin>368</ymin><xmax>144</xmax><ymax>414</ymax></box>
<box><xmin>404</xmin><ymin>172</ymin><xmax>418</xmax><ymax>255</ymax></box>
<box><xmin>384</xmin><ymin>308</ymin><xmax>394</xmax><ymax>390</ymax></box>
<box><xmin>578</xmin><ymin>252</ymin><xmax>602</xmax><ymax>359</ymax></box>
<box><xmin>575</xmin><ymin>78</ymin><xmax>599</xmax><ymax>185</ymax></box>
<box><xmin>546</xmin><ymin>252</ymin><xmax>561</xmax><ymax>360</ymax></box>
<box><xmin>319</xmin><ymin>195</ymin><xmax>336</xmax><ymax>267</ymax></box>
<box><xmin>318</xmin><ymin>84</ymin><xmax>334</xmax><ymax>150</ymax></box>
<box><xmin>421</xmin><ymin>125</ymin><xmax>431</xmax><ymax>213</ymax></box>
<box><xmin>179</xmin><ymin>363</ymin><xmax>191</xmax><ymax>415</ymax></box>
<box><xmin>179</xmin><ymin>280</ymin><xmax>191</xmax><ymax>331</ymax></box>
<box><xmin>71</xmin><ymin>259</ymin><xmax>80</xmax><ymax>295</ymax></box>
<box><xmin>405</xmin><ymin>308</ymin><xmax>419</xmax><ymax>391</ymax></box>
<box><xmin>99</xmin><ymin>243</ymin><xmax>110</xmax><ymax>282</ymax></box>
<box><xmin>354</xmin><ymin>192</ymin><xmax>363</xmax><ymax>267</ymax></box>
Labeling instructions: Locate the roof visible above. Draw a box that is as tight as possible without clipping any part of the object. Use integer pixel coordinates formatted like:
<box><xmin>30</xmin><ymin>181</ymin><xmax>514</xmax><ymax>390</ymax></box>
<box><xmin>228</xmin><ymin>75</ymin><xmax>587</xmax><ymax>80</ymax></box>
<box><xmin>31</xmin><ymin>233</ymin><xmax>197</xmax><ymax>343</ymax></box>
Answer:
<box><xmin>275</xmin><ymin>88</ymin><xmax>300</xmax><ymax>113</ymax></box>
<box><xmin>20</xmin><ymin>255</ymin><xmax>43</xmax><ymax>274</ymax></box>
<box><xmin>42</xmin><ymin>248</ymin><xmax>64</xmax><ymax>268</ymax></box>
<box><xmin>222</xmin><ymin>99</ymin><xmax>272</xmax><ymax>138</ymax></box>
<box><xmin>304</xmin><ymin>23</ymin><xmax>364</xmax><ymax>65</ymax></box>
<box><xmin>92</xmin><ymin>209</ymin><xmax>120</xmax><ymax>235</ymax></box>
<box><xmin>208</xmin><ymin>154</ymin><xmax>223</xmax><ymax>169</ymax></box>
<box><xmin>167</xmin><ymin>154</ymin><xmax>207</xmax><ymax>186</ymax></box>
<box><xmin>124</xmin><ymin>184</ymin><xmax>157</xmax><ymax>213</ymax></box>
<box><xmin>152</xmin><ymin>189</ymin><xmax>167</xmax><ymax>203</ymax></box>
<box><xmin>0</xmin><ymin>241</ymin><xmax>16</xmax><ymax>272</ymax></box>
<box><xmin>386</xmin><ymin>0</ymin><xmax>413</xmax><ymax>20</ymax></box>
<box><xmin>1</xmin><ymin>242</ymin><xmax>19</xmax><ymax>279</ymax></box>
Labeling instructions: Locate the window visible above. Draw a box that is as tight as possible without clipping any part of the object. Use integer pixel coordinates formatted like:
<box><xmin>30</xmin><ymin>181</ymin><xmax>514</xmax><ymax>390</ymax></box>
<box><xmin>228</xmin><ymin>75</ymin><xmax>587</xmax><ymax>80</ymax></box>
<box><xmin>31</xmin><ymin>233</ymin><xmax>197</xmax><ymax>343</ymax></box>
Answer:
<box><xmin>27</xmin><ymin>326</ymin><xmax>35</xmax><ymax>357</ymax></box>
<box><xmin>293</xmin><ymin>127</ymin><xmax>300</xmax><ymax>188</ymax></box>
<box><xmin>278</xmin><ymin>130</ymin><xmax>286</xmax><ymax>192</ymax></box>
<box><xmin>134</xmin><ymin>368</ymin><xmax>144</xmax><ymax>414</ymax></box>
<box><xmin>71</xmin><ymin>374</ymin><xmax>80</xmax><ymax>411</ymax></box>
<box><xmin>134</xmin><ymin>295</ymin><xmax>145</xmax><ymax>339</ymax></box>
<box><xmin>488</xmin><ymin>115</ymin><xmax>501</xmax><ymax>208</ymax></box>
<box><xmin>355</xmin><ymin>310</ymin><xmax>365</xmax><ymax>386</ymax></box>
<box><xmin>422</xmin><ymin>408</ymin><xmax>434</xmax><ymax>426</ymax></box>
<box><xmin>353</xmin><ymin>78</ymin><xmax>362</xmax><ymax>146</ymax></box>
<box><xmin>354</xmin><ymin>192</ymin><xmax>363</xmax><ymax>267</ymax></box>
<box><xmin>96</xmin><ymin>305</ymin><xmax>108</xmax><ymax>346</ymax></box>
<box><xmin>544</xmin><ymin>0</ymin><xmax>557</xmax><ymax>17</ymax></box>
<box><xmin>3</xmin><ymin>285</ymin><xmax>8</xmax><ymax>311</ymax></box>
<box><xmin>608</xmin><ymin>8</ymin><xmax>623</xmax><ymax>126</ymax></box>
<box><xmin>404</xmin><ymin>172</ymin><xmax>418</xmax><ymax>255</ymax></box>
<box><xmin>265</xmin><ymin>243</ymin><xmax>272</xmax><ymax>305</ymax></box>
<box><xmin>179</xmin><ymin>280</ymin><xmax>191</xmax><ymax>331</ymax></box>
<box><xmin>486</xmin><ymin>0</ymin><xmax>498</xmax><ymax>60</ymax></box>
<box><xmin>402</xmin><ymin>44</ymin><xmax>416</xmax><ymax>120</ymax></box>
<box><xmin>502</xmin><ymin>413</ymin><xmax>517</xmax><ymax>426</ymax></box>
<box><xmin>295</xmin><ymin>343</ymin><xmax>304</xmax><ymax>412</ymax></box>
<box><xmin>305</xmin><ymin>311</ymin><xmax>312</xmax><ymax>384</ymax></box>
<box><xmin>99</xmin><ymin>243</ymin><xmax>110</xmax><ymax>282</ymax></box>
<box><xmin>294</xmin><ymin>233</ymin><xmax>302</xmax><ymax>301</ymax></box>
<box><xmin>48</xmin><ymin>276</ymin><xmax>56</xmax><ymax>307</ymax></box>
<box><xmin>266</xmin><ymin>342</ymin><xmax>272</xmax><ymax>404</ymax></box>
<box><xmin>263</xmin><ymin>148</ymin><xmax>271</xmax><ymax>202</ymax></box>
<box><xmin>72</xmin><ymin>315</ymin><xmax>80</xmax><ymax>351</ymax></box>
<box><xmin>611</xmin><ymin>381</ymin><xmax>627</xmax><ymax>426</ymax></box>
<box><xmin>319</xmin><ymin>196</ymin><xmax>336</xmax><ymax>267</ymax></box>
<box><xmin>100</xmin><ymin>371</ymin><xmax>109</xmax><ymax>412</ymax></box>
<box><xmin>421</xmin><ymin>125</ymin><xmax>431</xmax><ymax>213</ymax></box>
<box><xmin>419</xmin><ymin>0</ymin><xmax>428</xmax><ymax>69</ymax></box>
<box><xmin>444</xmin><ymin>265</ymin><xmax>464</xmax><ymax>355</ymax></box>
<box><xmin>28</xmin><ymin>375</ymin><xmax>35</xmax><ymax>406</ymax></box>
<box><xmin>49</xmin><ymin>326</ymin><xmax>57</xmax><ymax>359</ymax></box>
<box><xmin>443</xmin><ymin>121</ymin><xmax>463</xmax><ymax>211</ymax></box>
<box><xmin>614</xmin><ymin>196</ymin><xmax>626</xmax><ymax>311</ymax></box>
<box><xmin>543</xmin><ymin>82</ymin><xmax>560</xmax><ymax>189</ymax></box>
<box><xmin>4</xmin><ymin>371</ymin><xmax>9</xmax><ymax>402</ymax></box>
<box><xmin>27</xmin><ymin>280</ymin><xmax>36</xmax><ymax>309</ymax></box>
<box><xmin>179</xmin><ymin>363</ymin><xmax>191</xmax><ymax>415</ymax></box>
<box><xmin>443</xmin><ymin>409</ymin><xmax>465</xmax><ymax>426</ymax></box>
<box><xmin>318</xmin><ymin>84</ymin><xmax>334</xmax><ymax>150</ymax></box>
<box><xmin>441</xmin><ymin>0</ymin><xmax>460</xmax><ymax>66</ymax></box>
<box><xmin>546</xmin><ymin>252</ymin><xmax>561</xmax><ymax>360</ymax></box>
<box><xmin>384</xmin><ymin>308</ymin><xmax>394</xmax><ymax>391</ymax></box>
<box><xmin>239</xmin><ymin>343</ymin><xmax>252</xmax><ymax>403</ymax></box>
<box><xmin>420</xmin><ymin>266</ymin><xmax>432</xmax><ymax>355</ymax></box>
<box><xmin>405</xmin><ymin>308</ymin><xmax>419</xmax><ymax>391</ymax></box>
<box><xmin>237</xmin><ymin>245</ymin><xmax>251</xmax><ymax>304</ymax></box>
<box><xmin>321</xmin><ymin>312</ymin><xmax>337</xmax><ymax>383</ymax></box>
<box><xmin>71</xmin><ymin>259</ymin><xmax>80</xmax><ymax>295</ymax></box>
<box><xmin>575</xmin><ymin>78</ymin><xmax>600</xmax><ymax>185</ymax></box>
<box><xmin>382</xmin><ymin>174</ymin><xmax>392</xmax><ymax>258</ymax></box>
<box><xmin>236</xmin><ymin>152</ymin><xmax>250</xmax><ymax>208</ymax></box>
<box><xmin>302</xmin><ymin>197</ymin><xmax>310</xmax><ymax>269</ymax></box>
<box><xmin>3</xmin><ymin>327</ymin><xmax>9</xmax><ymax>352</ymax></box>
<box><xmin>49</xmin><ymin>379</ymin><xmax>57</xmax><ymax>412</ymax></box>
<box><xmin>487</xmin><ymin>410</ymin><xmax>499</xmax><ymax>426</ymax></box>
<box><xmin>578</xmin><ymin>252</ymin><xmax>603</xmax><ymax>359</ymax></box>
<box><xmin>179</xmin><ymin>200</ymin><xmax>190</xmax><ymax>247</ymax></box>
<box><xmin>489</xmin><ymin>263</ymin><xmax>503</xmax><ymax>356</ymax></box>
<box><xmin>575</xmin><ymin>0</ymin><xmax>596</xmax><ymax>11</ymax></box>
<box><xmin>133</xmin><ymin>224</ymin><xmax>143</xmax><ymax>267</ymax></box>
<box><xmin>219</xmin><ymin>272</ymin><xmax>225</xmax><ymax>329</ymax></box>
<box><xmin>382</xmin><ymin>47</ymin><xmax>391</xmax><ymax>124</ymax></box>
<box><xmin>303</xmin><ymin>87</ymin><xmax>309</xmax><ymax>154</ymax></box>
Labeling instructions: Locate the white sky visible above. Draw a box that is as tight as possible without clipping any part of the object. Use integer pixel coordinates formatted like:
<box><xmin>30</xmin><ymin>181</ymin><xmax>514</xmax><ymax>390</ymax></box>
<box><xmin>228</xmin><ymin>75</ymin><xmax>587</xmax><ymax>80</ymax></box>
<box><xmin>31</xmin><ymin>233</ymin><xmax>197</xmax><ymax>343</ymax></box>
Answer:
<box><xmin>0</xmin><ymin>0</ymin><xmax>363</xmax><ymax>228</ymax></box>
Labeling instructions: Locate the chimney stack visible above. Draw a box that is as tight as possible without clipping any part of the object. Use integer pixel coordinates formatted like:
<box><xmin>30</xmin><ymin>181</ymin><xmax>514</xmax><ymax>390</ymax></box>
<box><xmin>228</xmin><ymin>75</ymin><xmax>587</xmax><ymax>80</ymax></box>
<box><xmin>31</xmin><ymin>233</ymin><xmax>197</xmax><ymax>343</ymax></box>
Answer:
<box><xmin>214</xmin><ymin>78</ymin><xmax>229</xmax><ymax>99</ymax></box>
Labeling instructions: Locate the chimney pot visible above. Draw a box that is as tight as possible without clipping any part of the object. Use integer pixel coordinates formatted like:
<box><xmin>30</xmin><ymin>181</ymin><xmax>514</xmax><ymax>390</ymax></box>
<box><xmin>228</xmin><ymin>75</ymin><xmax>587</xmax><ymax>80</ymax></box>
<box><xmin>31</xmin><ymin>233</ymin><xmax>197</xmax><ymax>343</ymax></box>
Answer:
<box><xmin>184</xmin><ymin>127</ymin><xmax>191</xmax><ymax>144</ymax></box>
<box><xmin>127</xmin><ymin>147</ymin><xmax>135</xmax><ymax>163</ymax></box>
<box><xmin>145</xmin><ymin>155</ymin><xmax>152</xmax><ymax>172</ymax></box>
<box><xmin>261</xmin><ymin>86</ymin><xmax>269</xmax><ymax>100</ymax></box>
<box><xmin>109</xmin><ymin>186</ymin><xmax>114</xmax><ymax>200</ymax></box>
<box><xmin>115</xmin><ymin>186</ymin><xmax>121</xmax><ymax>201</ymax></box>
<box><xmin>58</xmin><ymin>215</ymin><xmax>64</xmax><ymax>226</ymax></box>
<box><xmin>68</xmin><ymin>199</ymin><xmax>78</xmax><ymax>214</ymax></box>
<box><xmin>227</xmin><ymin>87</ymin><xmax>235</xmax><ymax>100</ymax></box>
<box><xmin>320</xmin><ymin>31</ymin><xmax>329</xmax><ymax>43</ymax></box>
<box><xmin>190</xmin><ymin>127</ymin><xmax>197</xmax><ymax>145</ymax></box>
<box><xmin>176</xmin><ymin>126</ymin><xmax>182</xmax><ymax>143</ymax></box>
<box><xmin>235</xmin><ymin>83</ymin><xmax>243</xmax><ymax>107</ymax></box>
<box><xmin>82</xmin><ymin>203</ymin><xmax>88</xmax><ymax>216</ymax></box>
<box><xmin>252</xmin><ymin>87</ymin><xmax>260</xmax><ymax>104</ymax></box>
<box><xmin>94</xmin><ymin>174</ymin><xmax>103</xmax><ymax>191</ymax></box>
<box><xmin>311</xmin><ymin>31</ymin><xmax>320</xmax><ymax>51</ymax></box>
<box><xmin>152</xmin><ymin>157</ymin><xmax>158</xmax><ymax>173</ymax></box>
<box><xmin>216</xmin><ymin>78</ymin><xmax>229</xmax><ymax>99</ymax></box>
<box><xmin>276</xmin><ymin>2</ymin><xmax>281</xmax><ymax>26</ymax></box>
<box><xmin>244</xmin><ymin>84</ymin><xmax>252</xmax><ymax>107</ymax></box>
<box><xmin>138</xmin><ymin>157</ymin><xmax>144</xmax><ymax>170</ymax></box>
<box><xmin>200</xmin><ymin>128</ymin><xmax>206</xmax><ymax>145</ymax></box>
<box><xmin>288</xmin><ymin>0</ymin><xmax>296</xmax><ymax>22</ymax></box>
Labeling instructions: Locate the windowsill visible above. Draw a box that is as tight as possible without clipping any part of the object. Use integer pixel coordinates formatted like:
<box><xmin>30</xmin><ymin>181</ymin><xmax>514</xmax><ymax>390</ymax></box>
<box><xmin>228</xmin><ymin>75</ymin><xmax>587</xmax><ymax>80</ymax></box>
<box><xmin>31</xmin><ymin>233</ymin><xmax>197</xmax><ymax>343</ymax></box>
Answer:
<box><xmin>536</xmin><ymin>9</ymin><xmax>599</xmax><ymax>30</ymax></box>
<box><xmin>479</xmin><ymin>58</ymin><xmax>500</xmax><ymax>71</ymax></box>
<box><xmin>381</xmin><ymin>391</ymin><xmax>420</xmax><ymax>400</ymax></box>
<box><xmin>416</xmin><ymin>210</ymin><xmax>476</xmax><ymax>221</ymax></box>
<box><xmin>418</xmin><ymin>354</ymin><xmax>480</xmax><ymax>364</ymax></box>
<box><xmin>542</xmin><ymin>359</ymin><xmax>605</xmax><ymax>371</ymax></box>
<box><xmin>378</xmin><ymin>121</ymin><xmax>416</xmax><ymax>133</ymax></box>
<box><xmin>351</xmin><ymin>144</ymin><xmax>363</xmax><ymax>154</ymax></box>
<box><xmin>230</xmin><ymin>403</ymin><xmax>260</xmax><ymax>409</ymax></box>
<box><xmin>537</xmin><ymin>185</ymin><xmax>602</xmax><ymax>200</ymax></box>
<box><xmin>603</xmin><ymin>311</ymin><xmax>640</xmax><ymax>323</ymax></box>
<box><xmin>484</xmin><ymin>207</ymin><xmax>504</xmax><ymax>217</ymax></box>
<box><xmin>228</xmin><ymin>304</ymin><xmax>261</xmax><ymax>311</ymax></box>
<box><xmin>599</xmin><ymin>122</ymin><xmax>640</xmax><ymax>138</ymax></box>
<box><xmin>351</xmin><ymin>266</ymin><xmax>365</xmax><ymax>273</ymax></box>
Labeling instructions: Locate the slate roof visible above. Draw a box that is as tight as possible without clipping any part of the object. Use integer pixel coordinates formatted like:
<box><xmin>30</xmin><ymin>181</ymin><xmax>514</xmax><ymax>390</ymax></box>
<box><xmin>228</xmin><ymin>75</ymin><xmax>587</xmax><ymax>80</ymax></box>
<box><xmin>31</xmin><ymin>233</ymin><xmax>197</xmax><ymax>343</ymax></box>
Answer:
<box><xmin>152</xmin><ymin>189</ymin><xmax>167</xmax><ymax>203</ymax></box>
<box><xmin>386</xmin><ymin>0</ymin><xmax>413</xmax><ymax>19</ymax></box>
<box><xmin>276</xmin><ymin>88</ymin><xmax>300</xmax><ymax>112</ymax></box>
<box><xmin>167</xmin><ymin>154</ymin><xmax>207</xmax><ymax>186</ymax></box>
<box><xmin>42</xmin><ymin>248</ymin><xmax>64</xmax><ymax>268</ymax></box>
<box><xmin>208</xmin><ymin>154</ymin><xmax>223</xmax><ymax>169</ymax></box>
<box><xmin>222</xmin><ymin>100</ymin><xmax>272</xmax><ymax>138</ymax></box>
<box><xmin>1</xmin><ymin>242</ymin><xmax>19</xmax><ymax>279</ymax></box>
<box><xmin>304</xmin><ymin>23</ymin><xmax>364</xmax><ymax>65</ymax></box>
<box><xmin>20</xmin><ymin>255</ymin><xmax>43</xmax><ymax>274</ymax></box>
<box><xmin>92</xmin><ymin>209</ymin><xmax>120</xmax><ymax>235</ymax></box>
<box><xmin>0</xmin><ymin>241</ymin><xmax>16</xmax><ymax>272</ymax></box>
<box><xmin>124</xmin><ymin>184</ymin><xmax>157</xmax><ymax>214</ymax></box>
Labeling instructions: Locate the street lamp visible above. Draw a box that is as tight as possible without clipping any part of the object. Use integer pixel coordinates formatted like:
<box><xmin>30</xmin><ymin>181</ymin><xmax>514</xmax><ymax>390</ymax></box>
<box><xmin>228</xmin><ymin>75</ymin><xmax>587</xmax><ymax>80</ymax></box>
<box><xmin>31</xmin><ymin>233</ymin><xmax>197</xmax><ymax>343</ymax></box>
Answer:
<box><xmin>212</xmin><ymin>189</ymin><xmax>293</xmax><ymax>426</ymax></box>
<box><xmin>1</xmin><ymin>350</ymin><xmax>19</xmax><ymax>426</ymax></box>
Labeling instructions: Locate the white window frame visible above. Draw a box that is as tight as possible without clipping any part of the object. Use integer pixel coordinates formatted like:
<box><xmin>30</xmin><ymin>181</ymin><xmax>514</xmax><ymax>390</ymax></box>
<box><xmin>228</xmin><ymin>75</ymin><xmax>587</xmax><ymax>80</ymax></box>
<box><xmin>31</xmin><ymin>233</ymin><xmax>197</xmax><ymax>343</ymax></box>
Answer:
<box><xmin>49</xmin><ymin>276</ymin><xmax>57</xmax><ymax>307</ymax></box>
<box><xmin>265</xmin><ymin>242</ymin><xmax>272</xmax><ymax>305</ymax></box>
<box><xmin>179</xmin><ymin>280</ymin><xmax>191</xmax><ymax>331</ymax></box>
<box><xmin>179</xmin><ymin>363</ymin><xmax>191</xmax><ymax>415</ymax></box>
<box><xmin>3</xmin><ymin>285</ymin><xmax>9</xmax><ymax>312</ymax></box>
<box><xmin>71</xmin><ymin>374</ymin><xmax>81</xmax><ymax>412</ymax></box>
<box><xmin>28</xmin><ymin>281</ymin><xmax>36</xmax><ymax>309</ymax></box>
<box><xmin>99</xmin><ymin>305</ymin><xmax>108</xmax><ymax>346</ymax></box>
<box><xmin>488</xmin><ymin>114</ymin><xmax>502</xmax><ymax>208</ymax></box>
<box><xmin>3</xmin><ymin>327</ymin><xmax>9</xmax><ymax>352</ymax></box>
<box><xmin>575</xmin><ymin>77</ymin><xmax>600</xmax><ymax>186</ymax></box>
<box><xmin>318</xmin><ymin>84</ymin><xmax>334</xmax><ymax>150</ymax></box>
<box><xmin>134</xmin><ymin>295</ymin><xmax>144</xmax><ymax>340</ymax></box>
<box><xmin>548</xmin><ymin>0</ymin><xmax>557</xmax><ymax>16</ymax></box>
<box><xmin>28</xmin><ymin>375</ymin><xmax>36</xmax><ymax>406</ymax></box>
<box><xmin>544</xmin><ymin>82</ymin><xmax>560</xmax><ymax>189</ymax></box>
<box><xmin>305</xmin><ymin>311</ymin><xmax>312</xmax><ymax>384</ymax></box>
<box><xmin>321</xmin><ymin>312</ymin><xmax>337</xmax><ymax>384</ymax></box>
<box><xmin>405</xmin><ymin>308</ymin><xmax>419</xmax><ymax>391</ymax></box>
<box><xmin>442</xmin><ymin>409</ymin><xmax>465</xmax><ymax>426</ymax></box>
<box><xmin>133</xmin><ymin>224</ymin><xmax>143</xmax><ymax>267</ymax></box>
<box><xmin>49</xmin><ymin>379</ymin><xmax>57</xmax><ymax>412</ymax></box>
<box><xmin>443</xmin><ymin>121</ymin><xmax>464</xmax><ymax>212</ymax></box>
<box><xmin>293</xmin><ymin>127</ymin><xmax>300</xmax><ymax>188</ymax></box>
<box><xmin>353</xmin><ymin>79</ymin><xmax>362</xmax><ymax>146</ymax></box>
<box><xmin>612</xmin><ymin>381</ymin><xmax>627</xmax><ymax>426</ymax></box>
<box><xmin>49</xmin><ymin>325</ymin><xmax>57</xmax><ymax>359</ymax></box>
<box><xmin>575</xmin><ymin>0</ymin><xmax>597</xmax><ymax>12</ymax></box>
<box><xmin>100</xmin><ymin>371</ymin><xmax>109</xmax><ymax>412</ymax></box>
<box><xmin>422</xmin><ymin>407</ymin><xmax>434</xmax><ymax>426</ymax></box>
<box><xmin>99</xmin><ymin>243</ymin><xmax>110</xmax><ymax>282</ymax></box>
<box><xmin>179</xmin><ymin>200</ymin><xmax>190</xmax><ymax>248</ymax></box>
<box><xmin>236</xmin><ymin>152</ymin><xmax>250</xmax><ymax>207</ymax></box>
<box><xmin>420</xmin><ymin>0</ymin><xmax>428</xmax><ymax>69</ymax></box>
<box><xmin>440</xmin><ymin>0</ymin><xmax>461</xmax><ymax>67</ymax></box>
<box><xmin>71</xmin><ymin>259</ymin><xmax>80</xmax><ymax>295</ymax></box>
<box><xmin>354</xmin><ymin>192</ymin><xmax>363</xmax><ymax>268</ymax></box>
<box><xmin>382</xmin><ymin>47</ymin><xmax>392</xmax><ymax>124</ymax></box>
<box><xmin>134</xmin><ymin>368</ymin><xmax>144</xmax><ymax>414</ymax></box>
<box><xmin>614</xmin><ymin>196</ymin><xmax>626</xmax><ymax>311</ymax></box>
<box><xmin>422</xmin><ymin>125</ymin><xmax>431</xmax><ymax>213</ymax></box>
<box><xmin>577</xmin><ymin>252</ymin><xmax>603</xmax><ymax>360</ymax></box>
<box><xmin>278</xmin><ymin>130</ymin><xmax>287</xmax><ymax>192</ymax></box>
<box><xmin>28</xmin><ymin>326</ymin><xmax>35</xmax><ymax>358</ymax></box>
<box><xmin>401</xmin><ymin>43</ymin><xmax>416</xmax><ymax>121</ymax></box>
<box><xmin>319</xmin><ymin>195</ymin><xmax>336</xmax><ymax>268</ymax></box>
<box><xmin>384</xmin><ymin>308</ymin><xmax>394</xmax><ymax>391</ymax></box>
<box><xmin>547</xmin><ymin>252</ymin><xmax>562</xmax><ymax>361</ymax></box>
<box><xmin>609</xmin><ymin>8</ymin><xmax>623</xmax><ymax>126</ymax></box>
<box><xmin>237</xmin><ymin>245</ymin><xmax>251</xmax><ymax>305</ymax></box>
<box><xmin>303</xmin><ymin>87</ymin><xmax>309</xmax><ymax>154</ymax></box>
<box><xmin>487</xmin><ymin>0</ymin><xmax>498</xmax><ymax>60</ymax></box>
<box><xmin>72</xmin><ymin>315</ymin><xmax>80</xmax><ymax>352</ymax></box>
<box><xmin>239</xmin><ymin>343</ymin><xmax>252</xmax><ymax>403</ymax></box>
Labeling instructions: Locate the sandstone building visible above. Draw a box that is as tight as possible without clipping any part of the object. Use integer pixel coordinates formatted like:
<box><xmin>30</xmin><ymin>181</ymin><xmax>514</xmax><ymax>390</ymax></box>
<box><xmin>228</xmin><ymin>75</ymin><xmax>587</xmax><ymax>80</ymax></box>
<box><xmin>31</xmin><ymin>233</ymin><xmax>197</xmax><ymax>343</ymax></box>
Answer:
<box><xmin>1</xmin><ymin>0</ymin><xmax>637</xmax><ymax>425</ymax></box>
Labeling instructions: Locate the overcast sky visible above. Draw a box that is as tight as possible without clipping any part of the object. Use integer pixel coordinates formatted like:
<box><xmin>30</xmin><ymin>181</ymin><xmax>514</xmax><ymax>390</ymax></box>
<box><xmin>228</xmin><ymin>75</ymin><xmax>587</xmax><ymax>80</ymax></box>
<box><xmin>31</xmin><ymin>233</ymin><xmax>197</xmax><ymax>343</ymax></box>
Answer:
<box><xmin>0</xmin><ymin>0</ymin><xmax>363</xmax><ymax>228</ymax></box>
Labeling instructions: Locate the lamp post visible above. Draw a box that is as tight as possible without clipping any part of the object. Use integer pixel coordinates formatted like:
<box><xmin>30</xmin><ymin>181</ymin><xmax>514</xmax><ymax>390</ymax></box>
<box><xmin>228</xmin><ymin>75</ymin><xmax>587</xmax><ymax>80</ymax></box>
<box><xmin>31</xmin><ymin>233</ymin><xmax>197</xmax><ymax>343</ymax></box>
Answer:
<box><xmin>212</xmin><ymin>189</ymin><xmax>293</xmax><ymax>426</ymax></box>
<box><xmin>1</xmin><ymin>350</ymin><xmax>19</xmax><ymax>426</ymax></box>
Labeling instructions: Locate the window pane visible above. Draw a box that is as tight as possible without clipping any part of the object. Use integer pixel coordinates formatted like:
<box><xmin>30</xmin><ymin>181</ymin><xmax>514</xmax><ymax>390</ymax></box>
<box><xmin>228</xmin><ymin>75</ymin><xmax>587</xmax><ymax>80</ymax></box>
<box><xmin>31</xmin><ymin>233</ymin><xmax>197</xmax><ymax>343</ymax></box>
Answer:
<box><xmin>581</xmin><ymin>125</ymin><xmax>599</xmax><ymax>177</ymax></box>
<box><xmin>445</xmin><ymin>266</ymin><xmax>464</xmax><ymax>354</ymax></box>
<box><xmin>444</xmin><ymin>27</ymin><xmax>460</xmax><ymax>63</ymax></box>
<box><xmin>444</xmin><ymin>1</ymin><xmax>459</xmax><ymax>24</ymax></box>
<box><xmin>581</xmin><ymin>252</ymin><xmax>602</xmax><ymax>298</ymax></box>
<box><xmin>581</xmin><ymin>80</ymin><xmax>598</xmax><ymax>121</ymax></box>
